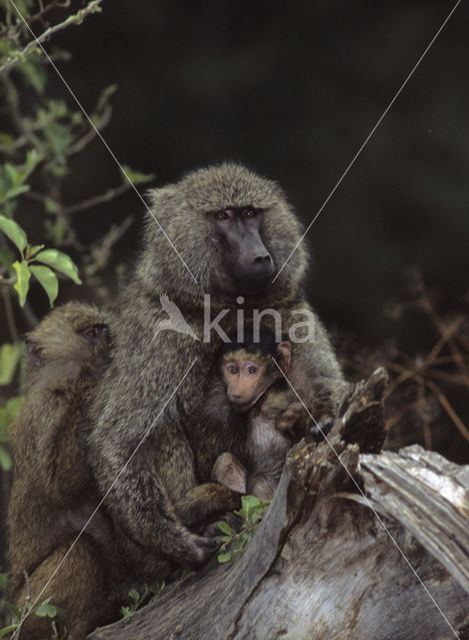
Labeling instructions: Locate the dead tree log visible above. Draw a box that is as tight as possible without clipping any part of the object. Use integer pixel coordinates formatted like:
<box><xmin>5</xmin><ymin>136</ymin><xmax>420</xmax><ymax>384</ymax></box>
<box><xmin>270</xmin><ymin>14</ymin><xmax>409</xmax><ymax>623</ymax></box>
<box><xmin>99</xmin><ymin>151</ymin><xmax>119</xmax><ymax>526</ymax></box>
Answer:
<box><xmin>91</xmin><ymin>369</ymin><xmax>469</xmax><ymax>640</ymax></box>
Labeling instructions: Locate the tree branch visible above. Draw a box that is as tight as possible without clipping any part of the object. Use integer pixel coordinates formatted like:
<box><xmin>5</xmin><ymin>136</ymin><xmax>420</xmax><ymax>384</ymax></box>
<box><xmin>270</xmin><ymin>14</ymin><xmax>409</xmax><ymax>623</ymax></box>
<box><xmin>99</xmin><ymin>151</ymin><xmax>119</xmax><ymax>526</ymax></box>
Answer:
<box><xmin>0</xmin><ymin>0</ymin><xmax>104</xmax><ymax>74</ymax></box>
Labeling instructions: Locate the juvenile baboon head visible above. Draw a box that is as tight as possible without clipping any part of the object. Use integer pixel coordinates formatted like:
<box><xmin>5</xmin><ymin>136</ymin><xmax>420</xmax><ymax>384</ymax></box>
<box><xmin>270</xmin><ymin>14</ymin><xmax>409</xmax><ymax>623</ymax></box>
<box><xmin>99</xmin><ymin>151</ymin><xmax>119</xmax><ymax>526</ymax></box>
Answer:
<box><xmin>25</xmin><ymin>302</ymin><xmax>110</xmax><ymax>385</ymax></box>
<box><xmin>141</xmin><ymin>163</ymin><xmax>309</xmax><ymax>303</ymax></box>
<box><xmin>221</xmin><ymin>329</ymin><xmax>291</xmax><ymax>412</ymax></box>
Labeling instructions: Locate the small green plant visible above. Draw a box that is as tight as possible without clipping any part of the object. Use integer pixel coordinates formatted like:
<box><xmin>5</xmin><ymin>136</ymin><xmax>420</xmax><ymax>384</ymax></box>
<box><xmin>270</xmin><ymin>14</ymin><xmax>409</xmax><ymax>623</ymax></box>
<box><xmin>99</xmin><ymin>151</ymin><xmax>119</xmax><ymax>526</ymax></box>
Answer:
<box><xmin>119</xmin><ymin>582</ymin><xmax>165</xmax><ymax>623</ymax></box>
<box><xmin>217</xmin><ymin>495</ymin><xmax>270</xmax><ymax>563</ymax></box>
<box><xmin>0</xmin><ymin>597</ymin><xmax>67</xmax><ymax>639</ymax></box>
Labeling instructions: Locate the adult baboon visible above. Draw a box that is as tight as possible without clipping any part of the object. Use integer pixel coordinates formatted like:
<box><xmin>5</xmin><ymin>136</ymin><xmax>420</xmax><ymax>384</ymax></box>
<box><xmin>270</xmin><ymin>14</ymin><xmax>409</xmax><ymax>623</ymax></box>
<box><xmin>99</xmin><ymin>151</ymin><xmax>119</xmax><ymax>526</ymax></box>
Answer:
<box><xmin>89</xmin><ymin>163</ymin><xmax>346</xmax><ymax>578</ymax></box>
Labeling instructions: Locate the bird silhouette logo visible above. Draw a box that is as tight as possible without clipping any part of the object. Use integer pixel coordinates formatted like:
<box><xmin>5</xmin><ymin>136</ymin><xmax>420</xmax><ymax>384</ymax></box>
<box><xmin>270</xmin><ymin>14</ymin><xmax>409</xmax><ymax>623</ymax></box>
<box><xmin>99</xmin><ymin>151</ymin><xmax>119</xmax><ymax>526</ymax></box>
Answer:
<box><xmin>153</xmin><ymin>294</ymin><xmax>200</xmax><ymax>341</ymax></box>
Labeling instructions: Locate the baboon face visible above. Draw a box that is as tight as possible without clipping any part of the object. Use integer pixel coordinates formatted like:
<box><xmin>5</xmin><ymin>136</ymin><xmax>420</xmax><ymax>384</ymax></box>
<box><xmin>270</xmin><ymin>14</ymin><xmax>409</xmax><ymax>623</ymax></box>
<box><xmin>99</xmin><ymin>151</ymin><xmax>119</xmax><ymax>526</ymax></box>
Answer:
<box><xmin>206</xmin><ymin>206</ymin><xmax>275</xmax><ymax>294</ymax></box>
<box><xmin>146</xmin><ymin>163</ymin><xmax>308</xmax><ymax>299</ymax></box>
<box><xmin>222</xmin><ymin>340</ymin><xmax>291</xmax><ymax>412</ymax></box>
<box><xmin>25</xmin><ymin>303</ymin><xmax>109</xmax><ymax>370</ymax></box>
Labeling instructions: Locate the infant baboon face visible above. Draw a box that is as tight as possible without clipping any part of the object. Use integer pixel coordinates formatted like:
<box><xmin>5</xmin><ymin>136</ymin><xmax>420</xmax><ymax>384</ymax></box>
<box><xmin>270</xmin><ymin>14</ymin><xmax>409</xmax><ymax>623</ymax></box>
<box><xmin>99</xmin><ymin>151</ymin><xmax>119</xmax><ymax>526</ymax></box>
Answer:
<box><xmin>222</xmin><ymin>340</ymin><xmax>291</xmax><ymax>412</ymax></box>
<box><xmin>222</xmin><ymin>351</ymin><xmax>270</xmax><ymax>412</ymax></box>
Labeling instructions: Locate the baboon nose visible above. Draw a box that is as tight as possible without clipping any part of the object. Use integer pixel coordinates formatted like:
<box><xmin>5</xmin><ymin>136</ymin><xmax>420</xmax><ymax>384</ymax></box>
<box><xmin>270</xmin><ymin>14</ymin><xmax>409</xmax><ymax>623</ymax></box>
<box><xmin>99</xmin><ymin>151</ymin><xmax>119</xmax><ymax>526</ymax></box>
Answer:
<box><xmin>253</xmin><ymin>254</ymin><xmax>272</xmax><ymax>265</ymax></box>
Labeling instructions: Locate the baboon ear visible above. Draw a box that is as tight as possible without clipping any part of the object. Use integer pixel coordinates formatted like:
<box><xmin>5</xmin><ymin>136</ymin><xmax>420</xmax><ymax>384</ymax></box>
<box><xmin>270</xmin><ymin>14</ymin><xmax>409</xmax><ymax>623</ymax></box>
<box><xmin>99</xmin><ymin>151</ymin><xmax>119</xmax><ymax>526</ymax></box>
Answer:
<box><xmin>277</xmin><ymin>341</ymin><xmax>291</xmax><ymax>374</ymax></box>
<box><xmin>25</xmin><ymin>338</ymin><xmax>42</xmax><ymax>366</ymax></box>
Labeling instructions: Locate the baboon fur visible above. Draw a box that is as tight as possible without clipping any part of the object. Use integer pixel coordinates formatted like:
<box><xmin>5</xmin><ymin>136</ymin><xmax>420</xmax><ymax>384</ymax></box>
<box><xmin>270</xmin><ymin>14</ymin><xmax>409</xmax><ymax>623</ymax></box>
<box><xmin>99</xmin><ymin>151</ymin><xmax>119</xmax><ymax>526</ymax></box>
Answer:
<box><xmin>7</xmin><ymin>302</ymin><xmax>122</xmax><ymax>640</ymax></box>
<box><xmin>88</xmin><ymin>162</ymin><xmax>347</xmax><ymax>580</ymax></box>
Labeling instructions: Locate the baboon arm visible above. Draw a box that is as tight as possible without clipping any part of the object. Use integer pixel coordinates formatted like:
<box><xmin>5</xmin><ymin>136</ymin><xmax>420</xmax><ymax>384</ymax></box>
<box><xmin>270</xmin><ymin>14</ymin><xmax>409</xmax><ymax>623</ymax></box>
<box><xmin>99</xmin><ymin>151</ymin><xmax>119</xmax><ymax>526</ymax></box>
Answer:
<box><xmin>38</xmin><ymin>410</ymin><xmax>88</xmax><ymax>504</ymax></box>
<box><xmin>174</xmin><ymin>482</ymin><xmax>242</xmax><ymax>530</ymax></box>
<box><xmin>94</xmin><ymin>441</ymin><xmax>217</xmax><ymax>567</ymax></box>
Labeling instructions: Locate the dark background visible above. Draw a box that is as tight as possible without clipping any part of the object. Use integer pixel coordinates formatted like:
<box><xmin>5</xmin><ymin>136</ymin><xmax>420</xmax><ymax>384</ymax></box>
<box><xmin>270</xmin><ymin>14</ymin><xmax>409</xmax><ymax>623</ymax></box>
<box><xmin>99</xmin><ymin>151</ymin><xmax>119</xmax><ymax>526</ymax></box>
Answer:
<box><xmin>40</xmin><ymin>0</ymin><xmax>469</xmax><ymax>348</ymax></box>
<box><xmin>4</xmin><ymin>0</ymin><xmax>469</xmax><ymax>347</ymax></box>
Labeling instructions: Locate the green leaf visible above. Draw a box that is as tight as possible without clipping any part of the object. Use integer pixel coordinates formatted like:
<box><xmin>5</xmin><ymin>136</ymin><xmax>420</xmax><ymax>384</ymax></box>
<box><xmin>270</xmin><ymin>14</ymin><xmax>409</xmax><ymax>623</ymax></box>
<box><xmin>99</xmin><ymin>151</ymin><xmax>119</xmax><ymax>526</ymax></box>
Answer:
<box><xmin>0</xmin><ymin>184</ymin><xmax>30</xmax><ymax>203</ymax></box>
<box><xmin>96</xmin><ymin>83</ymin><xmax>117</xmax><ymax>112</ymax></box>
<box><xmin>44</xmin><ymin>122</ymin><xmax>71</xmax><ymax>164</ymax></box>
<box><xmin>128</xmin><ymin>589</ymin><xmax>140</xmax><ymax>603</ymax></box>
<box><xmin>148</xmin><ymin>581</ymin><xmax>165</xmax><ymax>596</ymax></box>
<box><xmin>121</xmin><ymin>164</ymin><xmax>155</xmax><ymax>185</ymax></box>
<box><xmin>233</xmin><ymin>538</ymin><xmax>246</xmax><ymax>554</ymax></box>
<box><xmin>34</xmin><ymin>249</ymin><xmax>82</xmax><ymax>285</ymax></box>
<box><xmin>0</xmin><ymin>343</ymin><xmax>21</xmax><ymax>386</ymax></box>
<box><xmin>120</xmin><ymin>606</ymin><xmax>131</xmax><ymax>617</ymax></box>
<box><xmin>0</xmin><ymin>446</ymin><xmax>11</xmax><ymax>471</ymax></box>
<box><xmin>217</xmin><ymin>521</ymin><xmax>233</xmax><ymax>536</ymax></box>
<box><xmin>4</xmin><ymin>164</ymin><xmax>19</xmax><ymax>185</ymax></box>
<box><xmin>35</xmin><ymin>602</ymin><xmax>57</xmax><ymax>618</ymax></box>
<box><xmin>30</xmin><ymin>265</ymin><xmax>59</xmax><ymax>307</ymax></box>
<box><xmin>2</xmin><ymin>601</ymin><xmax>20</xmax><ymax>619</ymax></box>
<box><xmin>44</xmin><ymin>196</ymin><xmax>60</xmax><ymax>214</ymax></box>
<box><xmin>24</xmin><ymin>149</ymin><xmax>41</xmax><ymax>173</ymax></box>
<box><xmin>0</xmin><ymin>245</ymin><xmax>15</xmax><ymax>269</ymax></box>
<box><xmin>0</xmin><ymin>133</ymin><xmax>15</xmax><ymax>152</ymax></box>
<box><xmin>217</xmin><ymin>552</ymin><xmax>232</xmax><ymax>564</ymax></box>
<box><xmin>0</xmin><ymin>624</ymin><xmax>18</xmax><ymax>637</ymax></box>
<box><xmin>17</xmin><ymin>60</ymin><xmax>47</xmax><ymax>94</ymax></box>
<box><xmin>13</xmin><ymin>261</ymin><xmax>31</xmax><ymax>306</ymax></box>
<box><xmin>53</xmin><ymin>606</ymin><xmax>67</xmax><ymax>620</ymax></box>
<box><xmin>0</xmin><ymin>215</ymin><xmax>27</xmax><ymax>253</ymax></box>
<box><xmin>242</xmin><ymin>494</ymin><xmax>261</xmax><ymax>509</ymax></box>
<box><xmin>0</xmin><ymin>396</ymin><xmax>24</xmax><ymax>434</ymax></box>
<box><xmin>25</xmin><ymin>244</ymin><xmax>45</xmax><ymax>259</ymax></box>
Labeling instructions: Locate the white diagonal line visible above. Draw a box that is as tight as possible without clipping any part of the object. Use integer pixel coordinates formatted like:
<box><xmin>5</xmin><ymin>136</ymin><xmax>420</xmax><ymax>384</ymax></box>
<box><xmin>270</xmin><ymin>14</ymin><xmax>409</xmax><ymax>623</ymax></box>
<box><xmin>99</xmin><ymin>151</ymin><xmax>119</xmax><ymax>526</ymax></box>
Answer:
<box><xmin>11</xmin><ymin>357</ymin><xmax>198</xmax><ymax>638</ymax></box>
<box><xmin>7</xmin><ymin>0</ymin><xmax>198</xmax><ymax>285</ymax></box>
<box><xmin>273</xmin><ymin>0</ymin><xmax>462</xmax><ymax>284</ymax></box>
<box><xmin>272</xmin><ymin>357</ymin><xmax>461</xmax><ymax>639</ymax></box>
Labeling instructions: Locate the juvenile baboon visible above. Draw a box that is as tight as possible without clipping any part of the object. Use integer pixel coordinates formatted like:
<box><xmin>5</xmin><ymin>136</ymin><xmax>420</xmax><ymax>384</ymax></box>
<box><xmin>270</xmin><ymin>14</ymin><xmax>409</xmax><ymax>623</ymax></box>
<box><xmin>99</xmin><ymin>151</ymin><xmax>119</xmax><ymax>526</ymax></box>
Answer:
<box><xmin>211</xmin><ymin>328</ymin><xmax>334</xmax><ymax>501</ymax></box>
<box><xmin>7</xmin><ymin>302</ymin><xmax>121</xmax><ymax>640</ymax></box>
<box><xmin>211</xmin><ymin>330</ymin><xmax>298</xmax><ymax>501</ymax></box>
<box><xmin>88</xmin><ymin>163</ymin><xmax>347</xmax><ymax>582</ymax></box>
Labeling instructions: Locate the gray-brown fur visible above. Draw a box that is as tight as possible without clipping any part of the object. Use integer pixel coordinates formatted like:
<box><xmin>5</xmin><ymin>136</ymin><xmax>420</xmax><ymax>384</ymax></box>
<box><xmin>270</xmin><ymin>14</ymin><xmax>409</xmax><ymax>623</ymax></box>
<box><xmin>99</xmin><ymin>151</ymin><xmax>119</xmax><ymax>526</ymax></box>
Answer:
<box><xmin>88</xmin><ymin>163</ymin><xmax>346</xmax><ymax>584</ymax></box>
<box><xmin>7</xmin><ymin>302</ymin><xmax>122</xmax><ymax>640</ymax></box>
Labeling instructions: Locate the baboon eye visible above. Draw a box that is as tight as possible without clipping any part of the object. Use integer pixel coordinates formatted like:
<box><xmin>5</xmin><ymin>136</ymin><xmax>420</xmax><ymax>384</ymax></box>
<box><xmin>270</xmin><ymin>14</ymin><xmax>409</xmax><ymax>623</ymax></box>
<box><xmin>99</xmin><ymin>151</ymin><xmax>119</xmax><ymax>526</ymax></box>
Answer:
<box><xmin>83</xmin><ymin>325</ymin><xmax>107</xmax><ymax>340</ymax></box>
<box><xmin>227</xmin><ymin>365</ymin><xmax>238</xmax><ymax>374</ymax></box>
<box><xmin>214</xmin><ymin>210</ymin><xmax>230</xmax><ymax>221</ymax></box>
<box><xmin>242</xmin><ymin>207</ymin><xmax>256</xmax><ymax>218</ymax></box>
<box><xmin>247</xmin><ymin>366</ymin><xmax>258</xmax><ymax>375</ymax></box>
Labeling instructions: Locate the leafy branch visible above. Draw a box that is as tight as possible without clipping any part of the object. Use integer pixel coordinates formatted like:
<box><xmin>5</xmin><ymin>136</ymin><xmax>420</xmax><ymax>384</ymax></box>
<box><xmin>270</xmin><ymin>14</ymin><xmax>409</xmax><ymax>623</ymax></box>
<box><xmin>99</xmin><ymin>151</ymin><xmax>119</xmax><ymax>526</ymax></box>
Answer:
<box><xmin>217</xmin><ymin>495</ymin><xmax>270</xmax><ymax>563</ymax></box>
<box><xmin>0</xmin><ymin>0</ymin><xmax>104</xmax><ymax>74</ymax></box>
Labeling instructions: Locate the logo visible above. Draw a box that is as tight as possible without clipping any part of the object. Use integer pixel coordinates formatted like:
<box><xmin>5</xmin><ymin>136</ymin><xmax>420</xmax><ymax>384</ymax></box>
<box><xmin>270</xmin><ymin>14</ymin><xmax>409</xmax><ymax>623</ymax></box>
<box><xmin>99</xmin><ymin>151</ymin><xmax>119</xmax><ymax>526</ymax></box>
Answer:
<box><xmin>153</xmin><ymin>294</ymin><xmax>315</xmax><ymax>344</ymax></box>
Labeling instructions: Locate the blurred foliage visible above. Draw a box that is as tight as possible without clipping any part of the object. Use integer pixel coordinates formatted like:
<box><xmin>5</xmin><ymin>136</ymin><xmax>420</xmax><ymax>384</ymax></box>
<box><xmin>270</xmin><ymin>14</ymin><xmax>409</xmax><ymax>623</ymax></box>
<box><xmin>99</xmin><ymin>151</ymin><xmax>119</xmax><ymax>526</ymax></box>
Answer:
<box><xmin>119</xmin><ymin>582</ymin><xmax>165</xmax><ymax>624</ymax></box>
<box><xmin>1</xmin><ymin>595</ymin><xmax>67</xmax><ymax>639</ymax></box>
<box><xmin>339</xmin><ymin>271</ymin><xmax>469</xmax><ymax>463</ymax></box>
<box><xmin>0</xmin><ymin>1</ymin><xmax>153</xmax><ymax>441</ymax></box>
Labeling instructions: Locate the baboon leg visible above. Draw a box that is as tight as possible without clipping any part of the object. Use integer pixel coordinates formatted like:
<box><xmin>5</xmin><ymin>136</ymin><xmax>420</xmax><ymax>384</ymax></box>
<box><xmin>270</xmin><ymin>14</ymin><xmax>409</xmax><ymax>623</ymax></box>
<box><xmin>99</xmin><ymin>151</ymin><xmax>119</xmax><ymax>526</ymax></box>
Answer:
<box><xmin>13</xmin><ymin>537</ymin><xmax>116</xmax><ymax>640</ymax></box>
<box><xmin>211</xmin><ymin>452</ymin><xmax>247</xmax><ymax>494</ymax></box>
<box><xmin>174</xmin><ymin>482</ymin><xmax>243</xmax><ymax>530</ymax></box>
<box><xmin>247</xmin><ymin>474</ymin><xmax>276</xmax><ymax>502</ymax></box>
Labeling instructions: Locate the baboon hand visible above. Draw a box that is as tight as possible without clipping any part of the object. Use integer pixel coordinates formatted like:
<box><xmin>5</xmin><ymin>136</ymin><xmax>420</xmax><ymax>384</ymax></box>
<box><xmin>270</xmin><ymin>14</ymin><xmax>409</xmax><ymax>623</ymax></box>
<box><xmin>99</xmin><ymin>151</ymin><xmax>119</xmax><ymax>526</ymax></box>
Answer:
<box><xmin>184</xmin><ymin>533</ymin><xmax>219</xmax><ymax>567</ymax></box>
<box><xmin>275</xmin><ymin>401</ymin><xmax>304</xmax><ymax>433</ymax></box>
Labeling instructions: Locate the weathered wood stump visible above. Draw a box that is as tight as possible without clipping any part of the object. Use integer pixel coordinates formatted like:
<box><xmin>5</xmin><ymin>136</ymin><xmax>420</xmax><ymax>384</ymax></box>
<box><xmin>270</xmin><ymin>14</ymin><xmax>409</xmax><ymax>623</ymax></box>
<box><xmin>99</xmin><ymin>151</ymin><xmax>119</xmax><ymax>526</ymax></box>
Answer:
<box><xmin>91</xmin><ymin>369</ymin><xmax>469</xmax><ymax>640</ymax></box>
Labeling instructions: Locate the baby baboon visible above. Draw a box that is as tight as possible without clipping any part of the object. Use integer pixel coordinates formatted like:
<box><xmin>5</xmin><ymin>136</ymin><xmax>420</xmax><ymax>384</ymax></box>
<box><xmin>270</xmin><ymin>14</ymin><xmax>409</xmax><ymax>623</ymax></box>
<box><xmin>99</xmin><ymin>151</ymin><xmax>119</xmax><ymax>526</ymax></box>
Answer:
<box><xmin>212</xmin><ymin>329</ymin><xmax>314</xmax><ymax>501</ymax></box>
<box><xmin>89</xmin><ymin>163</ymin><xmax>347</xmax><ymax>583</ymax></box>
<box><xmin>7</xmin><ymin>302</ymin><xmax>121</xmax><ymax>640</ymax></box>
